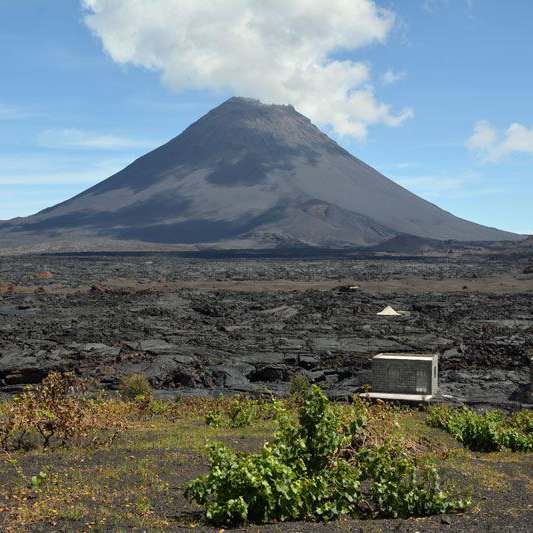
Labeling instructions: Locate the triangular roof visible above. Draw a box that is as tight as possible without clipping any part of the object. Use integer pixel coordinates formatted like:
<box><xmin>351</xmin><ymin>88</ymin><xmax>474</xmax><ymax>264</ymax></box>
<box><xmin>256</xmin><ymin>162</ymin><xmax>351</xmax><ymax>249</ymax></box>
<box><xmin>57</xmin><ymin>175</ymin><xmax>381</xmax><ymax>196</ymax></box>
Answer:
<box><xmin>377</xmin><ymin>305</ymin><xmax>401</xmax><ymax>316</ymax></box>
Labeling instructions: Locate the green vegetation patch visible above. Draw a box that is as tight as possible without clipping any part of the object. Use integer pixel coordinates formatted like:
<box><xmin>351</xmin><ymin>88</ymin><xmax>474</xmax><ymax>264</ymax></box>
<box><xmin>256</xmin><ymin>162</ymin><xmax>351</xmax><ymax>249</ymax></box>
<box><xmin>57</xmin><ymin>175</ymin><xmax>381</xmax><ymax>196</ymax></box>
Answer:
<box><xmin>426</xmin><ymin>406</ymin><xmax>533</xmax><ymax>452</ymax></box>
<box><xmin>1</xmin><ymin>378</ymin><xmax>530</xmax><ymax>531</ymax></box>
<box><xmin>185</xmin><ymin>386</ymin><xmax>470</xmax><ymax>526</ymax></box>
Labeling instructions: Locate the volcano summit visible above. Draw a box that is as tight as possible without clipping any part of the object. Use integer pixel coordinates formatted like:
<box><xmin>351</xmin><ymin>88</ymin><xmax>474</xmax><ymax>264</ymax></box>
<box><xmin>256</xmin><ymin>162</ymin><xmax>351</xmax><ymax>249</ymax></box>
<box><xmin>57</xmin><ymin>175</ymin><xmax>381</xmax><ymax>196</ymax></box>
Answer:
<box><xmin>0</xmin><ymin>97</ymin><xmax>519</xmax><ymax>252</ymax></box>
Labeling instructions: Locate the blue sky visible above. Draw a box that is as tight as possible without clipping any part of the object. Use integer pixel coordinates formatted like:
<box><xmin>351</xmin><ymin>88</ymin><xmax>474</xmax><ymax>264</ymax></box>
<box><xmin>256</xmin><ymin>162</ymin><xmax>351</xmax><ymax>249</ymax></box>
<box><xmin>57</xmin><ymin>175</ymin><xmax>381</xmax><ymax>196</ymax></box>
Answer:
<box><xmin>0</xmin><ymin>0</ymin><xmax>531</xmax><ymax>234</ymax></box>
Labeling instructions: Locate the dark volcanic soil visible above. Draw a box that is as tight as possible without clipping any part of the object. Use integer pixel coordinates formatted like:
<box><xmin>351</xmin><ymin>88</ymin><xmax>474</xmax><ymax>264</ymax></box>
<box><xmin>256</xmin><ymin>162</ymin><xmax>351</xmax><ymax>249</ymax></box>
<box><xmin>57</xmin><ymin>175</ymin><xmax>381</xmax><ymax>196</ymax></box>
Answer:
<box><xmin>1</xmin><ymin>251</ymin><xmax>532</xmax><ymax>405</ymax></box>
<box><xmin>1</xmin><ymin>420</ymin><xmax>531</xmax><ymax>532</ymax></box>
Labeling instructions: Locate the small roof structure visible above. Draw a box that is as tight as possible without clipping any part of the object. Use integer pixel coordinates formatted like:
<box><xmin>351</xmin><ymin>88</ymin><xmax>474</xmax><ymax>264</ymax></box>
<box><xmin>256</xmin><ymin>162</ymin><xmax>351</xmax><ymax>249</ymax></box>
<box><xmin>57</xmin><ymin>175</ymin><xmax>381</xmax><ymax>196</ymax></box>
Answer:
<box><xmin>377</xmin><ymin>305</ymin><xmax>401</xmax><ymax>317</ymax></box>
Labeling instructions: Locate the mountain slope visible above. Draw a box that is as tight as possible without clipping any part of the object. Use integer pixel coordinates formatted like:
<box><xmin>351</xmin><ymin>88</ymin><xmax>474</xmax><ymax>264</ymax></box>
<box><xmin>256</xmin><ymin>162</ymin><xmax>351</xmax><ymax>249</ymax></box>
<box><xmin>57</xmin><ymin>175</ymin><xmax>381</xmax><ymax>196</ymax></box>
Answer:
<box><xmin>0</xmin><ymin>97</ymin><xmax>520</xmax><ymax>251</ymax></box>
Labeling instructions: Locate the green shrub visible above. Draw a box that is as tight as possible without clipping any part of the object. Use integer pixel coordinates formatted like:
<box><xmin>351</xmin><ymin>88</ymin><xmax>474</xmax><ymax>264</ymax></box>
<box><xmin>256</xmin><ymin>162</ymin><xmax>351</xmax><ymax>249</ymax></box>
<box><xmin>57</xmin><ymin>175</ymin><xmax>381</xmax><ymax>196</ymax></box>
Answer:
<box><xmin>118</xmin><ymin>373</ymin><xmax>153</xmax><ymax>401</ymax></box>
<box><xmin>228</xmin><ymin>398</ymin><xmax>257</xmax><ymax>428</ymax></box>
<box><xmin>144</xmin><ymin>398</ymin><xmax>173</xmax><ymax>417</ymax></box>
<box><xmin>30</xmin><ymin>471</ymin><xmax>48</xmax><ymax>490</ymax></box>
<box><xmin>186</xmin><ymin>386</ymin><xmax>468</xmax><ymax>526</ymax></box>
<box><xmin>356</xmin><ymin>446</ymin><xmax>468</xmax><ymax>518</ymax></box>
<box><xmin>509</xmin><ymin>410</ymin><xmax>533</xmax><ymax>434</ymax></box>
<box><xmin>204</xmin><ymin>397</ymin><xmax>260</xmax><ymax>428</ymax></box>
<box><xmin>205</xmin><ymin>410</ymin><xmax>224</xmax><ymax>428</ymax></box>
<box><xmin>426</xmin><ymin>406</ymin><xmax>533</xmax><ymax>452</ymax></box>
<box><xmin>289</xmin><ymin>373</ymin><xmax>310</xmax><ymax>401</ymax></box>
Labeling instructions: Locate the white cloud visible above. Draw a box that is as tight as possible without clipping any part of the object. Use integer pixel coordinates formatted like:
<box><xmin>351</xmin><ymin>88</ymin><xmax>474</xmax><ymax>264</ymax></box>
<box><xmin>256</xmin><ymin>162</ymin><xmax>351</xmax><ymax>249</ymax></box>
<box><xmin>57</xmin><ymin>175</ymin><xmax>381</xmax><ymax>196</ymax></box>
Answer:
<box><xmin>466</xmin><ymin>120</ymin><xmax>533</xmax><ymax>161</ymax></box>
<box><xmin>0</xmin><ymin>154</ymin><xmax>141</xmax><ymax>220</ymax></box>
<box><xmin>466</xmin><ymin>120</ymin><xmax>497</xmax><ymax>151</ymax></box>
<box><xmin>382</xmin><ymin>69</ymin><xmax>406</xmax><ymax>85</ymax></box>
<box><xmin>394</xmin><ymin>175</ymin><xmax>467</xmax><ymax>195</ymax></box>
<box><xmin>382</xmin><ymin>162</ymin><xmax>419</xmax><ymax>170</ymax></box>
<box><xmin>82</xmin><ymin>0</ymin><xmax>413</xmax><ymax>139</ymax></box>
<box><xmin>0</xmin><ymin>103</ymin><xmax>31</xmax><ymax>120</ymax></box>
<box><xmin>422</xmin><ymin>0</ymin><xmax>445</xmax><ymax>13</ymax></box>
<box><xmin>0</xmin><ymin>170</ymin><xmax>112</xmax><ymax>186</ymax></box>
<box><xmin>0</xmin><ymin>155</ymin><xmax>132</xmax><ymax>185</ymax></box>
<box><xmin>392</xmin><ymin>172</ymin><xmax>503</xmax><ymax>199</ymax></box>
<box><xmin>38</xmin><ymin>128</ymin><xmax>158</xmax><ymax>150</ymax></box>
<box><xmin>490</xmin><ymin>123</ymin><xmax>533</xmax><ymax>160</ymax></box>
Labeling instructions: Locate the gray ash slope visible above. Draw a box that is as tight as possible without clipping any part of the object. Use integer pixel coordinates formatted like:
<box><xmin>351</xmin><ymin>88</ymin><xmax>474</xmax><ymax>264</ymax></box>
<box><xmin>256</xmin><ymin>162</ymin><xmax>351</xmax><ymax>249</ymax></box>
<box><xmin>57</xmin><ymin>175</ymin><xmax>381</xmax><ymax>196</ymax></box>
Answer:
<box><xmin>0</xmin><ymin>97</ymin><xmax>519</xmax><ymax>250</ymax></box>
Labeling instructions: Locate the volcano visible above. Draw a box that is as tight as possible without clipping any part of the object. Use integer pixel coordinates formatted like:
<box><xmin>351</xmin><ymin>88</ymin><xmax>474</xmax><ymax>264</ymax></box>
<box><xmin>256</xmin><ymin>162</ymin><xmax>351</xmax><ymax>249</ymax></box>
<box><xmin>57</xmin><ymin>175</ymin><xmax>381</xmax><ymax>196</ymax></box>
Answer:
<box><xmin>0</xmin><ymin>97</ymin><xmax>519</xmax><ymax>252</ymax></box>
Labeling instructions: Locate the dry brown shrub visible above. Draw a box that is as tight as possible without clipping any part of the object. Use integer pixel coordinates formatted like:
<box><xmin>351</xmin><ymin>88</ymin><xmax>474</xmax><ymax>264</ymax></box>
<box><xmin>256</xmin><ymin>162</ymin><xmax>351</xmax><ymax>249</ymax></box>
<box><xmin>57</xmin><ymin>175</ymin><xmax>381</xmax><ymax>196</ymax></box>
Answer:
<box><xmin>0</xmin><ymin>372</ymin><xmax>127</xmax><ymax>451</ymax></box>
<box><xmin>89</xmin><ymin>283</ymin><xmax>113</xmax><ymax>294</ymax></box>
<box><xmin>118</xmin><ymin>373</ymin><xmax>153</xmax><ymax>401</ymax></box>
<box><xmin>0</xmin><ymin>282</ymin><xmax>16</xmax><ymax>294</ymax></box>
<box><xmin>178</xmin><ymin>394</ymin><xmax>277</xmax><ymax>421</ymax></box>
<box><xmin>340</xmin><ymin>396</ymin><xmax>422</xmax><ymax>458</ymax></box>
<box><xmin>36</xmin><ymin>271</ymin><xmax>54</xmax><ymax>280</ymax></box>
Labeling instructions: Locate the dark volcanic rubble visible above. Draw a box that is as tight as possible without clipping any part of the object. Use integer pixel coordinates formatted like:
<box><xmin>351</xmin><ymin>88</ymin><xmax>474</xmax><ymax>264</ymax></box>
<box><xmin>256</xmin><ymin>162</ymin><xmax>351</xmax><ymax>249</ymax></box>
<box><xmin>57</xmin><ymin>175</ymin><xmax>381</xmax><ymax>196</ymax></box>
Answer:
<box><xmin>1</xmin><ymin>253</ymin><xmax>532</xmax><ymax>405</ymax></box>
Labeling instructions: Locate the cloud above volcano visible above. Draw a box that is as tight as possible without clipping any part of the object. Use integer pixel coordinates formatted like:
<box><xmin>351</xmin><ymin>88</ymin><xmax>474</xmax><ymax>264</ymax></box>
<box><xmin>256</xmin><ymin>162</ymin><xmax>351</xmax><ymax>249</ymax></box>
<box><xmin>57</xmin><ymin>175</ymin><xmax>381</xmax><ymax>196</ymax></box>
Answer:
<box><xmin>82</xmin><ymin>0</ymin><xmax>412</xmax><ymax>139</ymax></box>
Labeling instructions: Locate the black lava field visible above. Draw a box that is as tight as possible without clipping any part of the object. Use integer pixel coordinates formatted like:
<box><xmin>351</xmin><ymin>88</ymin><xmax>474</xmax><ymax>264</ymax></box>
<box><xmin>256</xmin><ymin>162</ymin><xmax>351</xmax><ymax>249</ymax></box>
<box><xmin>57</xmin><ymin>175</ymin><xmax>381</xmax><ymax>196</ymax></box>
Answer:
<box><xmin>1</xmin><ymin>251</ymin><xmax>532</xmax><ymax>406</ymax></box>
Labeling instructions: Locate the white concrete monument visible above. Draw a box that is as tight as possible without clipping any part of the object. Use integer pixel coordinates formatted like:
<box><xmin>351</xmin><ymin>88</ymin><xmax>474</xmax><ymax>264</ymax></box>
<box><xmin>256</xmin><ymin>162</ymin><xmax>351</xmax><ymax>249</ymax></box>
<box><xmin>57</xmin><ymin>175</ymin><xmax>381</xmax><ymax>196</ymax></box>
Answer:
<box><xmin>363</xmin><ymin>353</ymin><xmax>439</xmax><ymax>401</ymax></box>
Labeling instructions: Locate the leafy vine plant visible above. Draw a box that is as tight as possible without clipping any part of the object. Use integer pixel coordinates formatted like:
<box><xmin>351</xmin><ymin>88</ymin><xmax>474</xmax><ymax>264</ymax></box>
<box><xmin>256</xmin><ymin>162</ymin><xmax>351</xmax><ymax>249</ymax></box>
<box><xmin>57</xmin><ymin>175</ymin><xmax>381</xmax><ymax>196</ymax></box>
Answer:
<box><xmin>186</xmin><ymin>385</ymin><xmax>470</xmax><ymax>526</ymax></box>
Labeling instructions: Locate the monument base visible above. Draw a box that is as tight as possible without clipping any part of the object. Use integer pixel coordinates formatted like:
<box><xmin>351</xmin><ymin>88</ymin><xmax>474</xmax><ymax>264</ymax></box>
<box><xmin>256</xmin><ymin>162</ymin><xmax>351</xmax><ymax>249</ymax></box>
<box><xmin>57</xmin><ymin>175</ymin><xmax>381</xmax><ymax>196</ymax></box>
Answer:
<box><xmin>359</xmin><ymin>392</ymin><xmax>434</xmax><ymax>402</ymax></box>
